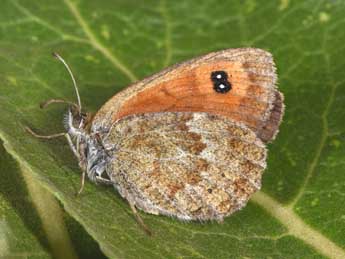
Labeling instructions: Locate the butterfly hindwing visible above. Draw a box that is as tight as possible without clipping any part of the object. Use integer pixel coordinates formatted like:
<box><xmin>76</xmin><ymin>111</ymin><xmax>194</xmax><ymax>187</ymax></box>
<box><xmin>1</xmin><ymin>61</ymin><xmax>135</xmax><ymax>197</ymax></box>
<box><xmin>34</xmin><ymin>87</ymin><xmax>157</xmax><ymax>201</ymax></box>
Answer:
<box><xmin>104</xmin><ymin>112</ymin><xmax>266</xmax><ymax>221</ymax></box>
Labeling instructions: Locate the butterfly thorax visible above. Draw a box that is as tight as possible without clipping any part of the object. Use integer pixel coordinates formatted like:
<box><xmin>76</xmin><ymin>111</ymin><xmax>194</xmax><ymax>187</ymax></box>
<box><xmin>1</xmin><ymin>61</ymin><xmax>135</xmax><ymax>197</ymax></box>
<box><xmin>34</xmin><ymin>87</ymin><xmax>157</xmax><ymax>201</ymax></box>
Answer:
<box><xmin>65</xmin><ymin>107</ymin><xmax>113</xmax><ymax>185</ymax></box>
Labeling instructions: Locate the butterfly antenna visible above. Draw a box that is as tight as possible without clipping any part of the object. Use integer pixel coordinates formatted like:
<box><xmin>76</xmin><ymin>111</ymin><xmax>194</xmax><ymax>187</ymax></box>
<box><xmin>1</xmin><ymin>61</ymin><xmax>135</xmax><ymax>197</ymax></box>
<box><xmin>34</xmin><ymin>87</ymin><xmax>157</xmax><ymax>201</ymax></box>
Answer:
<box><xmin>52</xmin><ymin>52</ymin><xmax>82</xmax><ymax>114</ymax></box>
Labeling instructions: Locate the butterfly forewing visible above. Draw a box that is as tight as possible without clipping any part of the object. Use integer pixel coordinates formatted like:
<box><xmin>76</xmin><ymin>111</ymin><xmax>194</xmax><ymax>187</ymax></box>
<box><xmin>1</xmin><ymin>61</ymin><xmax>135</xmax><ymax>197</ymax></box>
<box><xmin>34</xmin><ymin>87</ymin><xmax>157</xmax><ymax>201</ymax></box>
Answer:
<box><xmin>93</xmin><ymin>48</ymin><xmax>283</xmax><ymax>143</ymax></box>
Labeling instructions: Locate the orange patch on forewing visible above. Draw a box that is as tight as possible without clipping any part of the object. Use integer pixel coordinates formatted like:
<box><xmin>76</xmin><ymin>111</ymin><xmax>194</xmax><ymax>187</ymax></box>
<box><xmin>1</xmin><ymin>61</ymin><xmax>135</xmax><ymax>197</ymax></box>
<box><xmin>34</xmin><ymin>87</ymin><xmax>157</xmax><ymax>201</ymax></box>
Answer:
<box><xmin>114</xmin><ymin>61</ymin><xmax>270</xmax><ymax>130</ymax></box>
<box><xmin>246</xmin><ymin>84</ymin><xmax>266</xmax><ymax>98</ymax></box>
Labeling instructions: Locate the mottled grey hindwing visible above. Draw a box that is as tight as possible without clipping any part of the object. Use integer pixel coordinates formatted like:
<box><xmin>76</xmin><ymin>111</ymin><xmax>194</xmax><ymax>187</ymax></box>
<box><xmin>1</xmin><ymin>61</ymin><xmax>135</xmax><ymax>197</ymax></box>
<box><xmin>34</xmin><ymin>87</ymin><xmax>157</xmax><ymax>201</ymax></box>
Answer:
<box><xmin>104</xmin><ymin>112</ymin><xmax>267</xmax><ymax>221</ymax></box>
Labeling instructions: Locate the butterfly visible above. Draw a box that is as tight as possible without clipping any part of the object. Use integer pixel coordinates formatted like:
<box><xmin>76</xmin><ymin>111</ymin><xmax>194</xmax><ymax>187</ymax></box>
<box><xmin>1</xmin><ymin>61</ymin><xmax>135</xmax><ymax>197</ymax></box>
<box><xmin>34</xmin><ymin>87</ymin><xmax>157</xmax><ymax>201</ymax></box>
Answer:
<box><xmin>27</xmin><ymin>48</ymin><xmax>284</xmax><ymax>234</ymax></box>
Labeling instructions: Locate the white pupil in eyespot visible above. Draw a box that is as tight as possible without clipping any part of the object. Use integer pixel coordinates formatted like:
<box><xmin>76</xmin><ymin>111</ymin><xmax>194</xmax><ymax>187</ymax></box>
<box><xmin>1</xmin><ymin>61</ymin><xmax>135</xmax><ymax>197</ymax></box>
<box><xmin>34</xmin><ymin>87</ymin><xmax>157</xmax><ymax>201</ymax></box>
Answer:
<box><xmin>219</xmin><ymin>84</ymin><xmax>225</xmax><ymax>89</ymax></box>
<box><xmin>216</xmin><ymin>74</ymin><xmax>222</xmax><ymax>79</ymax></box>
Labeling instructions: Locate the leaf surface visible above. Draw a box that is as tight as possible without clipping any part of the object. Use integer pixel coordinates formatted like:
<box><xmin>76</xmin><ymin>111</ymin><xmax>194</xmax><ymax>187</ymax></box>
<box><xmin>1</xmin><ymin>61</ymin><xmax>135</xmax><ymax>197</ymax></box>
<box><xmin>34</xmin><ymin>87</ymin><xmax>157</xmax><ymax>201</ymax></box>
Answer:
<box><xmin>0</xmin><ymin>0</ymin><xmax>345</xmax><ymax>258</ymax></box>
<box><xmin>0</xmin><ymin>143</ymin><xmax>52</xmax><ymax>259</ymax></box>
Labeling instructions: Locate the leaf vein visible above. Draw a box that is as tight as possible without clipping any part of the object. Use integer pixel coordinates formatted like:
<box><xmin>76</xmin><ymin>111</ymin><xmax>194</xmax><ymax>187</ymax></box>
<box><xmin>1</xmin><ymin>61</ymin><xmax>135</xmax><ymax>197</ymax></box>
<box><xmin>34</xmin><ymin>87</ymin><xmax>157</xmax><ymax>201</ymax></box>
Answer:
<box><xmin>289</xmin><ymin>54</ymin><xmax>338</xmax><ymax>207</ymax></box>
<box><xmin>62</xmin><ymin>0</ymin><xmax>138</xmax><ymax>82</ymax></box>
<box><xmin>253</xmin><ymin>192</ymin><xmax>345</xmax><ymax>259</ymax></box>
<box><xmin>158</xmin><ymin>0</ymin><xmax>173</xmax><ymax>68</ymax></box>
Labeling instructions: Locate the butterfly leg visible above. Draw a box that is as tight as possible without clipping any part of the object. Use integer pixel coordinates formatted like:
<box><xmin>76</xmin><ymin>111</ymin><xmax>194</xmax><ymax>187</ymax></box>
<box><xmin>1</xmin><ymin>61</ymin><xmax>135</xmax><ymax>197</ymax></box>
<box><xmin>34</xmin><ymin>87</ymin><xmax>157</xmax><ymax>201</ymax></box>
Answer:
<box><xmin>65</xmin><ymin>134</ymin><xmax>79</xmax><ymax>159</ymax></box>
<box><xmin>65</xmin><ymin>135</ymin><xmax>89</xmax><ymax>196</ymax></box>
<box><xmin>95</xmin><ymin>176</ymin><xmax>113</xmax><ymax>185</ymax></box>
<box><xmin>40</xmin><ymin>98</ymin><xmax>79</xmax><ymax>111</ymax></box>
<box><xmin>129</xmin><ymin>202</ymin><xmax>152</xmax><ymax>236</ymax></box>
<box><xmin>26</xmin><ymin>126</ymin><xmax>79</xmax><ymax>159</ymax></box>
<box><xmin>65</xmin><ymin>134</ymin><xmax>89</xmax><ymax>196</ymax></box>
<box><xmin>76</xmin><ymin>170</ymin><xmax>86</xmax><ymax>196</ymax></box>
<box><xmin>25</xmin><ymin>126</ymin><xmax>66</xmax><ymax>139</ymax></box>
<box><xmin>26</xmin><ymin>126</ymin><xmax>87</xmax><ymax>196</ymax></box>
<box><xmin>74</xmin><ymin>141</ymin><xmax>88</xmax><ymax>196</ymax></box>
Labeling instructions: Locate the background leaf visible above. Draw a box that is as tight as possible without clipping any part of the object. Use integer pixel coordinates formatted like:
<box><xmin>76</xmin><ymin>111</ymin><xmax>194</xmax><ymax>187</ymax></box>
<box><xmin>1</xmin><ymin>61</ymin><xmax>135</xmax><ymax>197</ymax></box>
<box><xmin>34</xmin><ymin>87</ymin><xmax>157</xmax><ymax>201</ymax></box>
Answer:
<box><xmin>1</xmin><ymin>0</ymin><xmax>345</xmax><ymax>258</ymax></box>
<box><xmin>0</xmin><ymin>141</ymin><xmax>107</xmax><ymax>259</ymax></box>
<box><xmin>0</xmin><ymin>142</ymin><xmax>52</xmax><ymax>259</ymax></box>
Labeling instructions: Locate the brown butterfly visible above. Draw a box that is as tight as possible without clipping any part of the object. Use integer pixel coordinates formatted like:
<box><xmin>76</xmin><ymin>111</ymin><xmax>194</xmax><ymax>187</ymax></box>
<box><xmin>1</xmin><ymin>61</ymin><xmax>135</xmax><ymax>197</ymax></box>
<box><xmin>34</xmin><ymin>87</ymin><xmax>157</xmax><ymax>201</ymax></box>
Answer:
<box><xmin>27</xmin><ymin>48</ymin><xmax>284</xmax><ymax>234</ymax></box>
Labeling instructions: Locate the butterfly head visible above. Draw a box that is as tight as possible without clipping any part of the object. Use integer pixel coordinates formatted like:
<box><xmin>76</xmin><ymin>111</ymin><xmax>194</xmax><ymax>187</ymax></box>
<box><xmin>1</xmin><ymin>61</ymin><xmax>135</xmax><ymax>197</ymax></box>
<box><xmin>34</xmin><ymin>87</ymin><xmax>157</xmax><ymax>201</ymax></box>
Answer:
<box><xmin>63</xmin><ymin>105</ymin><xmax>92</xmax><ymax>134</ymax></box>
<box><xmin>62</xmin><ymin>96</ymin><xmax>110</xmax><ymax>186</ymax></box>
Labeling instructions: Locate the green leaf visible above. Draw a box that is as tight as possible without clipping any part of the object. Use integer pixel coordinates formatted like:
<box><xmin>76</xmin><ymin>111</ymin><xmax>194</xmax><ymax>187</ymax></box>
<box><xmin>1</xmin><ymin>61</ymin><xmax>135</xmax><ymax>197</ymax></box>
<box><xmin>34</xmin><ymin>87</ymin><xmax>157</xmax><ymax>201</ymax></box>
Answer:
<box><xmin>0</xmin><ymin>142</ymin><xmax>52</xmax><ymax>259</ymax></box>
<box><xmin>0</xmin><ymin>141</ymin><xmax>108</xmax><ymax>259</ymax></box>
<box><xmin>0</xmin><ymin>0</ymin><xmax>345</xmax><ymax>258</ymax></box>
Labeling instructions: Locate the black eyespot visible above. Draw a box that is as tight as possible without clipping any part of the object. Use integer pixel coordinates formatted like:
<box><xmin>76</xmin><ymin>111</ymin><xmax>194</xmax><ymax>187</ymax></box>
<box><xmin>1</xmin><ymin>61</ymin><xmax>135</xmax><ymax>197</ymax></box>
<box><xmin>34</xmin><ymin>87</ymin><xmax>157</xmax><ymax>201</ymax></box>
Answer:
<box><xmin>207</xmin><ymin>188</ymin><xmax>213</xmax><ymax>193</ymax></box>
<box><xmin>211</xmin><ymin>71</ymin><xmax>232</xmax><ymax>93</ymax></box>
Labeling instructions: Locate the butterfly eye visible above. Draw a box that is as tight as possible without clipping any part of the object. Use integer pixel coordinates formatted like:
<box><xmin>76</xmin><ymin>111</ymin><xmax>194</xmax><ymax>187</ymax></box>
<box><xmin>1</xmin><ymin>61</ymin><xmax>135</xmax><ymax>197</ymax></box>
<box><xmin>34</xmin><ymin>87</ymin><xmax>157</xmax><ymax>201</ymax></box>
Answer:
<box><xmin>211</xmin><ymin>71</ymin><xmax>232</xmax><ymax>93</ymax></box>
